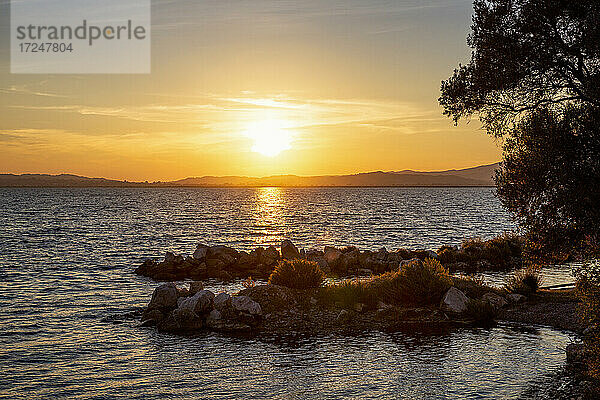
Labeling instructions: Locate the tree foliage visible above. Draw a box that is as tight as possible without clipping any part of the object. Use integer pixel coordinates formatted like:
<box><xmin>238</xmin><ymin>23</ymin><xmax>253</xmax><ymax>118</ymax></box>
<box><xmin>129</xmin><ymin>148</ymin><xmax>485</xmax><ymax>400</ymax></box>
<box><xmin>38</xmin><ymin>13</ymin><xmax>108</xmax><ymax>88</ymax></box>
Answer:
<box><xmin>440</xmin><ymin>0</ymin><xmax>600</xmax><ymax>260</ymax></box>
<box><xmin>440</xmin><ymin>0</ymin><xmax>600</xmax><ymax>136</ymax></box>
<box><xmin>496</xmin><ymin>106</ymin><xmax>600</xmax><ymax>260</ymax></box>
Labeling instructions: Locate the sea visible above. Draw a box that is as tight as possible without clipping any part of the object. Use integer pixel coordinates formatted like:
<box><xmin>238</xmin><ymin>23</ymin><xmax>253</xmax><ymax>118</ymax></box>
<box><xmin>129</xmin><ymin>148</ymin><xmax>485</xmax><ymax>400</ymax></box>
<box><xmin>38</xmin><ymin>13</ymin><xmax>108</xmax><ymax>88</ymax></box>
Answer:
<box><xmin>0</xmin><ymin>187</ymin><xmax>578</xmax><ymax>399</ymax></box>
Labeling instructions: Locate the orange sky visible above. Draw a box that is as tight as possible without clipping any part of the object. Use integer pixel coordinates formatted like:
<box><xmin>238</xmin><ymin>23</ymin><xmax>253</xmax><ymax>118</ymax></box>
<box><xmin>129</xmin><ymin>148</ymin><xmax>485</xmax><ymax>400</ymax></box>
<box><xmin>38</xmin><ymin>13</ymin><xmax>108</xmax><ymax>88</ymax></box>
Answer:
<box><xmin>0</xmin><ymin>0</ymin><xmax>500</xmax><ymax>181</ymax></box>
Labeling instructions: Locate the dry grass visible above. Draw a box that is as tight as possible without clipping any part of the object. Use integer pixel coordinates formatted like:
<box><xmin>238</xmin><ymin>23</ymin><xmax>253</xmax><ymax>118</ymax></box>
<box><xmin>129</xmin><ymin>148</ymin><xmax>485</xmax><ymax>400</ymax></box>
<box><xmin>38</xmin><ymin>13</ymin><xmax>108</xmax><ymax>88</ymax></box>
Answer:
<box><xmin>452</xmin><ymin>275</ymin><xmax>495</xmax><ymax>299</ymax></box>
<box><xmin>321</xmin><ymin>259</ymin><xmax>452</xmax><ymax>308</ymax></box>
<box><xmin>268</xmin><ymin>259</ymin><xmax>325</xmax><ymax>289</ymax></box>
<box><xmin>504</xmin><ymin>266</ymin><xmax>543</xmax><ymax>295</ymax></box>
<box><xmin>465</xmin><ymin>299</ymin><xmax>498</xmax><ymax>325</ymax></box>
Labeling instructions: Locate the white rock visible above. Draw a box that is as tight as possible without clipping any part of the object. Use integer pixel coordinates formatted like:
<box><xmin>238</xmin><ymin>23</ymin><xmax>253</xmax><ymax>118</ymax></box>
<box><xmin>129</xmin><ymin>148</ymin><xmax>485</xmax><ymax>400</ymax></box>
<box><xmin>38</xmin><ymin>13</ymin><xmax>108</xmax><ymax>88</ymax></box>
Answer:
<box><xmin>148</xmin><ymin>283</ymin><xmax>178</xmax><ymax>310</ymax></box>
<box><xmin>441</xmin><ymin>287</ymin><xmax>469</xmax><ymax>313</ymax></box>
<box><xmin>231</xmin><ymin>295</ymin><xmax>262</xmax><ymax>316</ymax></box>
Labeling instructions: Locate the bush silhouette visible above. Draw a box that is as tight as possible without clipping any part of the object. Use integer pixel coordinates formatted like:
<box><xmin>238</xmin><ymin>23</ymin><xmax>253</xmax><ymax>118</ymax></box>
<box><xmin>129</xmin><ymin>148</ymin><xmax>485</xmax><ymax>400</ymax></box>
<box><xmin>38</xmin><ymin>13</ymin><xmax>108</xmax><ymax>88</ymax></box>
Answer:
<box><xmin>268</xmin><ymin>259</ymin><xmax>324</xmax><ymax>289</ymax></box>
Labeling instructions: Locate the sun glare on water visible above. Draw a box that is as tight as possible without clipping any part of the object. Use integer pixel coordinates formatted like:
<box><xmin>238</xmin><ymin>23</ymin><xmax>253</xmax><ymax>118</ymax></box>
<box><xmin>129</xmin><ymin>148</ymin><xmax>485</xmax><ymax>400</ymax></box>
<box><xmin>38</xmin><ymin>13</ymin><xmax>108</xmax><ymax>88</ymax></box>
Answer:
<box><xmin>244</xmin><ymin>119</ymin><xmax>293</xmax><ymax>157</ymax></box>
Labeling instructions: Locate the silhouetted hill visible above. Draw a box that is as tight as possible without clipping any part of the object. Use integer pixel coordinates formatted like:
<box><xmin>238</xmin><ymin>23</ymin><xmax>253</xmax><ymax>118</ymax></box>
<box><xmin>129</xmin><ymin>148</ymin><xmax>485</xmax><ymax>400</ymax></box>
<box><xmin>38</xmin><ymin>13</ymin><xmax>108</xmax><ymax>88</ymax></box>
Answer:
<box><xmin>0</xmin><ymin>174</ymin><xmax>146</xmax><ymax>187</ymax></box>
<box><xmin>0</xmin><ymin>163</ymin><xmax>499</xmax><ymax>187</ymax></box>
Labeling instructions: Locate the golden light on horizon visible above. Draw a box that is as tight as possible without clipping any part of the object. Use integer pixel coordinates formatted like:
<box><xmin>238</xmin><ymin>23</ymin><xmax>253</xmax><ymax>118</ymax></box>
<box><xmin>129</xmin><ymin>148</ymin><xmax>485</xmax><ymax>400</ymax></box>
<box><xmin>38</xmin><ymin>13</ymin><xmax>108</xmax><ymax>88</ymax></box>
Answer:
<box><xmin>243</xmin><ymin>119</ymin><xmax>293</xmax><ymax>157</ymax></box>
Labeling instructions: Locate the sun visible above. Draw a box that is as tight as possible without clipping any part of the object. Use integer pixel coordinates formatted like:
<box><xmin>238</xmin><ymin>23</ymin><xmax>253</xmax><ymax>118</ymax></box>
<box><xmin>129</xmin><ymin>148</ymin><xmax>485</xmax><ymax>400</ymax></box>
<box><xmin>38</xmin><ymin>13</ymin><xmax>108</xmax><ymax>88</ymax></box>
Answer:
<box><xmin>243</xmin><ymin>119</ymin><xmax>293</xmax><ymax>157</ymax></box>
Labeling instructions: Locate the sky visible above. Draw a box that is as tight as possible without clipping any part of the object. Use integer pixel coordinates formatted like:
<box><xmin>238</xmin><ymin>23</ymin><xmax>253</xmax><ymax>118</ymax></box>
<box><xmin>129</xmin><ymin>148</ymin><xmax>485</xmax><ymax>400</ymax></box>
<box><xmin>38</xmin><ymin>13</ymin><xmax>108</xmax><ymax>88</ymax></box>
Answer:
<box><xmin>0</xmin><ymin>0</ymin><xmax>501</xmax><ymax>181</ymax></box>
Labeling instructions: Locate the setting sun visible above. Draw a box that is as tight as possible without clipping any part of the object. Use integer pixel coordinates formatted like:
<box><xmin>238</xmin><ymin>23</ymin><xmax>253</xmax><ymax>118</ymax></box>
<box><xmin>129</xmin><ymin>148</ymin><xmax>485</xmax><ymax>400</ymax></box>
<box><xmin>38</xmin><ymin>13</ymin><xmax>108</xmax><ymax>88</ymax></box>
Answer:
<box><xmin>244</xmin><ymin>119</ymin><xmax>293</xmax><ymax>157</ymax></box>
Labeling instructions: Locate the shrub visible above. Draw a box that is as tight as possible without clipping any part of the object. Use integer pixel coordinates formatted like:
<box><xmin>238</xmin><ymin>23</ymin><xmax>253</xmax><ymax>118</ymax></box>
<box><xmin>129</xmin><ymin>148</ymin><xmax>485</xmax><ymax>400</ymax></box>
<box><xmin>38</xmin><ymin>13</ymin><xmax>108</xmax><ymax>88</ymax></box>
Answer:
<box><xmin>504</xmin><ymin>266</ymin><xmax>543</xmax><ymax>295</ymax></box>
<box><xmin>465</xmin><ymin>299</ymin><xmax>498</xmax><ymax>326</ymax></box>
<box><xmin>452</xmin><ymin>275</ymin><xmax>493</xmax><ymax>299</ymax></box>
<box><xmin>268</xmin><ymin>259</ymin><xmax>324</xmax><ymax>289</ymax></box>
<box><xmin>375</xmin><ymin>259</ymin><xmax>452</xmax><ymax>305</ymax></box>
<box><xmin>459</xmin><ymin>233</ymin><xmax>523</xmax><ymax>268</ymax></box>
<box><xmin>321</xmin><ymin>279</ymin><xmax>378</xmax><ymax>310</ymax></box>
<box><xmin>576</xmin><ymin>262</ymin><xmax>600</xmax><ymax>379</ymax></box>
<box><xmin>437</xmin><ymin>247</ymin><xmax>457</xmax><ymax>264</ymax></box>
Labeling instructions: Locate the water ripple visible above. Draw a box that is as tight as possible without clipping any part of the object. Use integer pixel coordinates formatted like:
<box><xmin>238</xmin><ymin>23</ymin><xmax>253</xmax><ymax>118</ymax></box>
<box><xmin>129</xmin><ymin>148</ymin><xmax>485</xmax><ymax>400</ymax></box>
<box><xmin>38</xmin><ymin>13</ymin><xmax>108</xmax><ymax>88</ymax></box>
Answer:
<box><xmin>0</xmin><ymin>188</ymin><xmax>574</xmax><ymax>399</ymax></box>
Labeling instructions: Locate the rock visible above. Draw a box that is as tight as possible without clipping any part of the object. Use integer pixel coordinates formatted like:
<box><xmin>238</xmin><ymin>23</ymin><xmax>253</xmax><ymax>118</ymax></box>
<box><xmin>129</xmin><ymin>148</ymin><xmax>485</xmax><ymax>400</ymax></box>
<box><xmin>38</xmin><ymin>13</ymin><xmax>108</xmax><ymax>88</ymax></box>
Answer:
<box><xmin>205</xmin><ymin>309</ymin><xmax>222</xmax><ymax>328</ymax></box>
<box><xmin>177</xmin><ymin>286</ymin><xmax>190</xmax><ymax>297</ymax></box>
<box><xmin>507</xmin><ymin>293</ymin><xmax>527</xmax><ymax>304</ymax></box>
<box><xmin>193</xmin><ymin>244</ymin><xmax>210</xmax><ymax>260</ymax></box>
<box><xmin>178</xmin><ymin>290</ymin><xmax>215</xmax><ymax>314</ymax></box>
<box><xmin>207</xmin><ymin>246</ymin><xmax>239</xmax><ymax>267</ymax></box>
<box><xmin>425</xmin><ymin>250</ymin><xmax>439</xmax><ymax>260</ymax></box>
<box><xmin>206</xmin><ymin>307</ymin><xmax>252</xmax><ymax>332</ymax></box>
<box><xmin>134</xmin><ymin>259</ymin><xmax>157</xmax><ymax>276</ymax></box>
<box><xmin>156</xmin><ymin>313</ymin><xmax>178</xmax><ymax>332</ymax></box>
<box><xmin>260</xmin><ymin>245</ymin><xmax>280</xmax><ymax>265</ymax></box>
<box><xmin>156</xmin><ymin>307</ymin><xmax>203</xmax><ymax>332</ymax></box>
<box><xmin>164</xmin><ymin>252</ymin><xmax>177</xmax><ymax>264</ymax></box>
<box><xmin>481</xmin><ymin>292</ymin><xmax>508</xmax><ymax>310</ymax></box>
<box><xmin>306</xmin><ymin>249</ymin><xmax>329</xmax><ymax>272</ymax></box>
<box><xmin>340</xmin><ymin>249</ymin><xmax>360</xmax><ymax>271</ymax></box>
<box><xmin>324</xmin><ymin>247</ymin><xmax>343</xmax><ymax>270</ymax></box>
<box><xmin>207</xmin><ymin>320</ymin><xmax>252</xmax><ymax>332</ymax></box>
<box><xmin>441</xmin><ymin>287</ymin><xmax>469</xmax><ymax>313</ymax></box>
<box><xmin>396</xmin><ymin>248</ymin><xmax>413</xmax><ymax>259</ymax></box>
<box><xmin>237</xmin><ymin>284</ymin><xmax>298</xmax><ymax>314</ymax></box>
<box><xmin>147</xmin><ymin>283</ymin><xmax>179</xmax><ymax>310</ymax></box>
<box><xmin>174</xmin><ymin>307</ymin><xmax>204</xmax><ymax>329</ymax></box>
<box><xmin>140</xmin><ymin>308</ymin><xmax>164</xmax><ymax>326</ymax></box>
<box><xmin>566</xmin><ymin>343</ymin><xmax>587</xmax><ymax>365</ymax></box>
<box><xmin>237</xmin><ymin>251</ymin><xmax>258</xmax><ymax>271</ymax></box>
<box><xmin>387</xmin><ymin>252</ymin><xmax>403</xmax><ymax>263</ymax></box>
<box><xmin>189</xmin><ymin>281</ymin><xmax>204</xmax><ymax>295</ymax></box>
<box><xmin>400</xmin><ymin>258</ymin><xmax>419</xmax><ymax>267</ymax></box>
<box><xmin>375</xmin><ymin>247</ymin><xmax>388</xmax><ymax>261</ymax></box>
<box><xmin>213</xmin><ymin>292</ymin><xmax>232</xmax><ymax>311</ymax></box>
<box><xmin>281</xmin><ymin>240</ymin><xmax>300</xmax><ymax>260</ymax></box>
<box><xmin>375</xmin><ymin>303</ymin><xmax>395</xmax><ymax>319</ymax></box>
<box><xmin>231</xmin><ymin>295</ymin><xmax>262</xmax><ymax>316</ymax></box>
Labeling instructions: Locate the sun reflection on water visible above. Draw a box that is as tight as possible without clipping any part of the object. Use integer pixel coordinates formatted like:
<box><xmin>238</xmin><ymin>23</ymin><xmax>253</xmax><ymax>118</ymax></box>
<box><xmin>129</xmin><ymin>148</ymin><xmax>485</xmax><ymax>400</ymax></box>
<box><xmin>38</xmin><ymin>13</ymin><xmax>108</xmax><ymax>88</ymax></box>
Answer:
<box><xmin>253</xmin><ymin>187</ymin><xmax>285</xmax><ymax>245</ymax></box>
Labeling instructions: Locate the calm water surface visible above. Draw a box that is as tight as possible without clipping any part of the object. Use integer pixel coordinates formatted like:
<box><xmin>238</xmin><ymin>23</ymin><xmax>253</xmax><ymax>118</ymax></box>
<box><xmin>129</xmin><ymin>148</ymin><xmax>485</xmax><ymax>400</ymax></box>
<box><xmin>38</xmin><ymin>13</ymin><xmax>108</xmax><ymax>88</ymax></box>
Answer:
<box><xmin>0</xmin><ymin>188</ymin><xmax>576</xmax><ymax>399</ymax></box>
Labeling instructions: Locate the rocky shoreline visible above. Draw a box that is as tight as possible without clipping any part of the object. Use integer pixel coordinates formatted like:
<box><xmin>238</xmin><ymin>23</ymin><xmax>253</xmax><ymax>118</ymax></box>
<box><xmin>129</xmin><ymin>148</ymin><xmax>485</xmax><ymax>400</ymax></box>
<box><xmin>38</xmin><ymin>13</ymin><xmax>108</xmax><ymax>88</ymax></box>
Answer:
<box><xmin>140</xmin><ymin>279</ymin><xmax>532</xmax><ymax>335</ymax></box>
<box><xmin>135</xmin><ymin>236</ymin><xmax>523</xmax><ymax>282</ymax></box>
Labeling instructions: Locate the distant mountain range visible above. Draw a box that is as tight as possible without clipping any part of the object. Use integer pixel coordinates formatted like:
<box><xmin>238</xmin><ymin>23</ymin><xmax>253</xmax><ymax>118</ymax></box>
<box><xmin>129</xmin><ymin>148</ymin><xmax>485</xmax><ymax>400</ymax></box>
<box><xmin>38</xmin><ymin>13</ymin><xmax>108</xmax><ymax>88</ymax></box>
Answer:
<box><xmin>0</xmin><ymin>163</ymin><xmax>499</xmax><ymax>187</ymax></box>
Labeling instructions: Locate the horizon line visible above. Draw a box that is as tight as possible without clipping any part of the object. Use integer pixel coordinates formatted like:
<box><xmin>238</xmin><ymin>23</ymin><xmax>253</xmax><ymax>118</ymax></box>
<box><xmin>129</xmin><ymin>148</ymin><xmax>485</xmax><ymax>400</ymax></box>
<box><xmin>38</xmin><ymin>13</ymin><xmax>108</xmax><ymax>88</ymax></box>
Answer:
<box><xmin>0</xmin><ymin>162</ymin><xmax>500</xmax><ymax>183</ymax></box>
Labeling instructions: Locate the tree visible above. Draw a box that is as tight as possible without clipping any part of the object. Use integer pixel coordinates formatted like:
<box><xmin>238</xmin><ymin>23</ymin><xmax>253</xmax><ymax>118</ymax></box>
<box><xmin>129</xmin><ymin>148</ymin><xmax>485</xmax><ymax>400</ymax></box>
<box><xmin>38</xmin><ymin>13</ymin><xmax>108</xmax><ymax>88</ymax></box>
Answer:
<box><xmin>440</xmin><ymin>0</ymin><xmax>600</xmax><ymax>136</ymax></box>
<box><xmin>440</xmin><ymin>0</ymin><xmax>600</xmax><ymax>260</ymax></box>
<box><xmin>495</xmin><ymin>105</ymin><xmax>600</xmax><ymax>261</ymax></box>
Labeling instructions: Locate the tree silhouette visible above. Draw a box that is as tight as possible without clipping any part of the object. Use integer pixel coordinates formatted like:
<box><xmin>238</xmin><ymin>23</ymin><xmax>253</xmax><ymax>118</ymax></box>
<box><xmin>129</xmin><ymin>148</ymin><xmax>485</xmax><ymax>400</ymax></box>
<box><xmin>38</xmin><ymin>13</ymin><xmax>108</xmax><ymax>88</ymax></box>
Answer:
<box><xmin>440</xmin><ymin>0</ymin><xmax>600</xmax><ymax>261</ymax></box>
<box><xmin>440</xmin><ymin>0</ymin><xmax>600</xmax><ymax>136</ymax></box>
